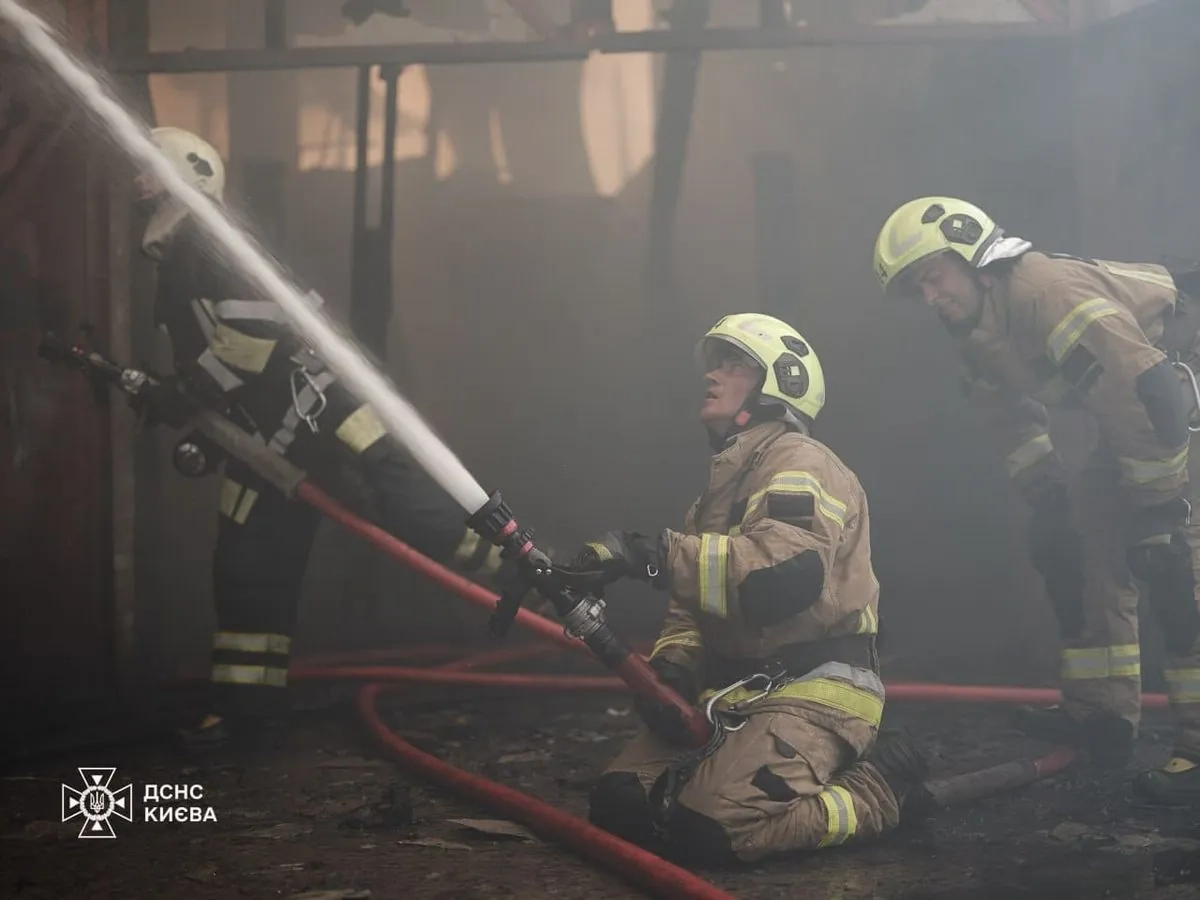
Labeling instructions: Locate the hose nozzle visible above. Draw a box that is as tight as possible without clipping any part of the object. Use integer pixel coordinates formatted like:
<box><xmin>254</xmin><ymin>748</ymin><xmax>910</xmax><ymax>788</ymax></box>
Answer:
<box><xmin>467</xmin><ymin>491</ymin><xmax>550</xmax><ymax>637</ymax></box>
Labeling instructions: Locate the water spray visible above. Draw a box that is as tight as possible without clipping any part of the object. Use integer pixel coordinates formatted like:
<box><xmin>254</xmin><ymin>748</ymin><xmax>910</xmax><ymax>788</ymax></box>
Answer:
<box><xmin>0</xmin><ymin>0</ymin><xmax>489</xmax><ymax>515</ymax></box>
<box><xmin>14</xmin><ymin>0</ymin><xmax>710</xmax><ymax>744</ymax></box>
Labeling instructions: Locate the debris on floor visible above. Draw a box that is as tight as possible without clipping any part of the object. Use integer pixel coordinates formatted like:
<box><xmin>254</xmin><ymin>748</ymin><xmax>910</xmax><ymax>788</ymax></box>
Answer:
<box><xmin>448</xmin><ymin>818</ymin><xmax>540</xmax><ymax>843</ymax></box>
<box><xmin>1</xmin><ymin>690</ymin><xmax>1197</xmax><ymax>899</ymax></box>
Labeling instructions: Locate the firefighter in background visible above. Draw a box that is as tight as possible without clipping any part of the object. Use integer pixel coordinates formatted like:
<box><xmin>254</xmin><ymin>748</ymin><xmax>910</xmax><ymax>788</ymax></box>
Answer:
<box><xmin>567</xmin><ymin>313</ymin><xmax>926</xmax><ymax>864</ymax></box>
<box><xmin>873</xmin><ymin>196</ymin><xmax>1200</xmax><ymax>805</ymax></box>
<box><xmin>136</xmin><ymin>126</ymin><xmax>509</xmax><ymax>747</ymax></box>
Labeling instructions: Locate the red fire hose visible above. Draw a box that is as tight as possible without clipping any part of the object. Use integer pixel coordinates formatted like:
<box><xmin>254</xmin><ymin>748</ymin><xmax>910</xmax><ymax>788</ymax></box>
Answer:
<box><xmin>287</xmin><ymin>480</ymin><xmax>1166</xmax><ymax>900</ymax></box>
<box><xmin>41</xmin><ymin>333</ymin><xmax>1149</xmax><ymax>897</ymax></box>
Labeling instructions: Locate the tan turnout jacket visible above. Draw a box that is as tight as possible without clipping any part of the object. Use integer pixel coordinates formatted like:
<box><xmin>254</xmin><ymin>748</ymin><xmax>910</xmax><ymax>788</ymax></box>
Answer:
<box><xmin>958</xmin><ymin>251</ymin><xmax>1188</xmax><ymax>508</ymax></box>
<box><xmin>649</xmin><ymin>420</ymin><xmax>880</xmax><ymax>685</ymax></box>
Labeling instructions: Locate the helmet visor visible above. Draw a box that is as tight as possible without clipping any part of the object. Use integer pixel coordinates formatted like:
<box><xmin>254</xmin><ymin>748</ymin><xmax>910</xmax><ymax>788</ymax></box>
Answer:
<box><xmin>696</xmin><ymin>336</ymin><xmax>762</xmax><ymax>375</ymax></box>
<box><xmin>884</xmin><ymin>249</ymin><xmax>954</xmax><ymax>301</ymax></box>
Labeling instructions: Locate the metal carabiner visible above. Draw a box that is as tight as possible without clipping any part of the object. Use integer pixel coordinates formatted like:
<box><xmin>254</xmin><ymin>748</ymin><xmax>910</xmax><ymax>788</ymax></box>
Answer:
<box><xmin>1170</xmin><ymin>359</ymin><xmax>1200</xmax><ymax>433</ymax></box>
<box><xmin>290</xmin><ymin>366</ymin><xmax>328</xmax><ymax>435</ymax></box>
<box><xmin>703</xmin><ymin>672</ymin><xmax>771</xmax><ymax>732</ymax></box>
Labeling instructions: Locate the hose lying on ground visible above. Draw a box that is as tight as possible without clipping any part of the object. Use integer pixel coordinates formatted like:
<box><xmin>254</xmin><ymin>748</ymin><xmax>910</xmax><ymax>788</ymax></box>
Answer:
<box><xmin>282</xmin><ymin>482</ymin><xmax>1163</xmax><ymax>900</ymax></box>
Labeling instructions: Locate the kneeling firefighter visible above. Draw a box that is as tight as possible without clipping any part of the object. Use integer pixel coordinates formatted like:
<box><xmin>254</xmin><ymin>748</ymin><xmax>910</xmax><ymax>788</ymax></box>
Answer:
<box><xmin>567</xmin><ymin>313</ymin><xmax>926</xmax><ymax>865</ymax></box>
<box><xmin>135</xmin><ymin>127</ymin><xmax>514</xmax><ymax>746</ymax></box>
<box><xmin>873</xmin><ymin>196</ymin><xmax>1200</xmax><ymax>805</ymax></box>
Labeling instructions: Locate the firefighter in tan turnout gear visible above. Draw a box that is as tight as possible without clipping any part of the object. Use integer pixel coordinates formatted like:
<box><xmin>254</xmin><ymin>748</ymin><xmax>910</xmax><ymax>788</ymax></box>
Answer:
<box><xmin>568</xmin><ymin>313</ymin><xmax>926</xmax><ymax>865</ymax></box>
<box><xmin>874</xmin><ymin>196</ymin><xmax>1200</xmax><ymax>805</ymax></box>
<box><xmin>135</xmin><ymin>127</ymin><xmax>512</xmax><ymax>747</ymax></box>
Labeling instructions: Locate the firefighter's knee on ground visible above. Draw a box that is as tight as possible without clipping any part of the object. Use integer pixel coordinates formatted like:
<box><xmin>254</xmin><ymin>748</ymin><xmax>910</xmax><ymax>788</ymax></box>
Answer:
<box><xmin>588</xmin><ymin>772</ymin><xmax>656</xmax><ymax>846</ymax></box>
<box><xmin>664</xmin><ymin>801</ymin><xmax>740</xmax><ymax>866</ymax></box>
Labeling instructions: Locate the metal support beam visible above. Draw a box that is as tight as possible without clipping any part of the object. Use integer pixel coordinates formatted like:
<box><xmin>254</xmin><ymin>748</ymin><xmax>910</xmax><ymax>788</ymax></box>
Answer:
<box><xmin>349</xmin><ymin>64</ymin><xmax>372</xmax><ymax>348</ymax></box>
<box><xmin>751</xmin><ymin>151</ymin><xmax>801</xmax><ymax>318</ymax></box>
<box><xmin>644</xmin><ymin>1</ymin><xmax>709</xmax><ymax>295</ymax></box>
<box><xmin>264</xmin><ymin>0</ymin><xmax>286</xmax><ymax>51</ymax></box>
<box><xmin>110</xmin><ymin>21</ymin><xmax>1071</xmax><ymax>74</ymax></box>
<box><xmin>348</xmin><ymin>64</ymin><xmax>403</xmax><ymax>365</ymax></box>
<box><xmin>375</xmin><ymin>64</ymin><xmax>401</xmax><ymax>369</ymax></box>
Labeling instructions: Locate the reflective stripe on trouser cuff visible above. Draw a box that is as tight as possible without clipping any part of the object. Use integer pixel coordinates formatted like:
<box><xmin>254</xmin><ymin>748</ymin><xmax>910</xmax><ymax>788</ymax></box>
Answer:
<box><xmin>1117</xmin><ymin>447</ymin><xmax>1188</xmax><ymax>487</ymax></box>
<box><xmin>335</xmin><ymin>404</ymin><xmax>388</xmax><ymax>454</ymax></box>
<box><xmin>219</xmin><ymin>478</ymin><xmax>259</xmax><ymax>524</ymax></box>
<box><xmin>1060</xmin><ymin>644</ymin><xmax>1141</xmax><ymax>680</ymax></box>
<box><xmin>652</xmin><ymin>630</ymin><xmax>704</xmax><ymax>657</ymax></box>
<box><xmin>213</xmin><ymin>631</ymin><xmax>292</xmax><ymax>655</ymax></box>
<box><xmin>210</xmin><ymin>323</ymin><xmax>277</xmax><ymax>374</ymax></box>
<box><xmin>698</xmin><ymin>534</ymin><xmax>730</xmax><ymax>618</ymax></box>
<box><xmin>1045</xmin><ymin>298</ymin><xmax>1120</xmax><ymax>364</ymax></box>
<box><xmin>1005</xmin><ymin>434</ymin><xmax>1054</xmax><ymax>479</ymax></box>
<box><xmin>1165</xmin><ymin>668</ymin><xmax>1200</xmax><ymax>704</ymax></box>
<box><xmin>267</xmin><ymin>370</ymin><xmax>337</xmax><ymax>455</ymax></box>
<box><xmin>212</xmin><ymin>663</ymin><xmax>288</xmax><ymax>687</ymax></box>
<box><xmin>817</xmin><ymin>786</ymin><xmax>858</xmax><ymax>848</ymax></box>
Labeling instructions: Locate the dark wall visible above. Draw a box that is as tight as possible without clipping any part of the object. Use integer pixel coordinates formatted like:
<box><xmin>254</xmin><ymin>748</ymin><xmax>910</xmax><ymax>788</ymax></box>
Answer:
<box><xmin>132</xmin><ymin>4</ymin><xmax>1200</xmax><ymax>691</ymax></box>
<box><xmin>0</xmin><ymin>122</ymin><xmax>116</xmax><ymax>718</ymax></box>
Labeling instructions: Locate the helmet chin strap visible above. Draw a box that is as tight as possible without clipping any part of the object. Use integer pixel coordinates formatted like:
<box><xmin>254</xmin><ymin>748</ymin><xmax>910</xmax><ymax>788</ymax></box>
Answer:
<box><xmin>708</xmin><ymin>377</ymin><xmax>769</xmax><ymax>450</ymax></box>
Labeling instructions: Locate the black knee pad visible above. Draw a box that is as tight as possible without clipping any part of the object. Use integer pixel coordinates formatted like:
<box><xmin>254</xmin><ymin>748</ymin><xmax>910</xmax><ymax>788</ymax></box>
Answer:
<box><xmin>588</xmin><ymin>773</ymin><xmax>657</xmax><ymax>847</ymax></box>
<box><xmin>665</xmin><ymin>803</ymin><xmax>738</xmax><ymax>867</ymax></box>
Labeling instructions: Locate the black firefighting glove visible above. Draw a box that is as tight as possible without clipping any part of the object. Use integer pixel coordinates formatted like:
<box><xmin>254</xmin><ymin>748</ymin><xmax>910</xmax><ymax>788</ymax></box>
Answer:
<box><xmin>1127</xmin><ymin>496</ymin><xmax>1192</xmax><ymax>583</ymax></box>
<box><xmin>635</xmin><ymin>656</ymin><xmax>700</xmax><ymax>748</ymax></box>
<box><xmin>130</xmin><ymin>373</ymin><xmax>196</xmax><ymax>429</ymax></box>
<box><xmin>569</xmin><ymin>530</ymin><xmax>670</xmax><ymax>590</ymax></box>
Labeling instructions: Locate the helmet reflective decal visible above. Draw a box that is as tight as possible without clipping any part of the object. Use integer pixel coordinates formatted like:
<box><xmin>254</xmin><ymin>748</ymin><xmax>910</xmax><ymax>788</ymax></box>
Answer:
<box><xmin>887</xmin><ymin>226</ymin><xmax>922</xmax><ymax>260</ymax></box>
<box><xmin>941</xmin><ymin>215</ymin><xmax>983</xmax><ymax>246</ymax></box>
<box><xmin>773</xmin><ymin>354</ymin><xmax>808</xmax><ymax>398</ymax></box>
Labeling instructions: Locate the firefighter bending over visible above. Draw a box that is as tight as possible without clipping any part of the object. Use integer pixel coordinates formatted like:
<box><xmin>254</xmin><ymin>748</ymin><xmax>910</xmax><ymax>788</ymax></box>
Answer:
<box><xmin>567</xmin><ymin>313</ymin><xmax>926</xmax><ymax>865</ymax></box>
<box><xmin>874</xmin><ymin>196</ymin><xmax>1200</xmax><ymax>805</ymax></box>
<box><xmin>135</xmin><ymin>127</ymin><xmax>510</xmax><ymax>747</ymax></box>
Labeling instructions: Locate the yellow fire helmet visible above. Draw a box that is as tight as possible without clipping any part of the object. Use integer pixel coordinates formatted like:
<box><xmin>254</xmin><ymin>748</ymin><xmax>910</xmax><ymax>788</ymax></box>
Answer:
<box><xmin>148</xmin><ymin>126</ymin><xmax>226</xmax><ymax>201</ymax></box>
<box><xmin>873</xmin><ymin>196</ymin><xmax>1028</xmax><ymax>295</ymax></box>
<box><xmin>696</xmin><ymin>312</ymin><xmax>826</xmax><ymax>424</ymax></box>
<box><xmin>141</xmin><ymin>126</ymin><xmax>227</xmax><ymax>260</ymax></box>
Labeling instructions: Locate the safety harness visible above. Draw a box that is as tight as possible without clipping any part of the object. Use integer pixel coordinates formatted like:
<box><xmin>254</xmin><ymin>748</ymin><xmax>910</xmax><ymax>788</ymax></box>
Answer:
<box><xmin>1160</xmin><ymin>288</ymin><xmax>1200</xmax><ymax>433</ymax></box>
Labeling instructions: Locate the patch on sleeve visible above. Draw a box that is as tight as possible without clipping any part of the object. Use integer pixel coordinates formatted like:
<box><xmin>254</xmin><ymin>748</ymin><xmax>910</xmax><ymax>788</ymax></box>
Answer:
<box><xmin>1059</xmin><ymin>344</ymin><xmax>1104</xmax><ymax>394</ymax></box>
<box><xmin>765</xmin><ymin>492</ymin><xmax>816</xmax><ymax>528</ymax></box>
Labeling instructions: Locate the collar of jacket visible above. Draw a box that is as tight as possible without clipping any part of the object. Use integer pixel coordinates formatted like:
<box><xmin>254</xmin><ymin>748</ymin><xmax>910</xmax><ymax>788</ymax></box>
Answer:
<box><xmin>709</xmin><ymin>418</ymin><xmax>795</xmax><ymax>462</ymax></box>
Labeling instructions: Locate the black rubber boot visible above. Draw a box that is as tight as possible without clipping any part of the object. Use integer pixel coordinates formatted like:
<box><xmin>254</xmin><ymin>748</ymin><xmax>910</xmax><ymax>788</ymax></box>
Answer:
<box><xmin>1132</xmin><ymin>753</ymin><xmax>1200</xmax><ymax>807</ymax></box>
<box><xmin>1014</xmin><ymin>705</ymin><xmax>1134</xmax><ymax>768</ymax></box>
<box><xmin>176</xmin><ymin>713</ymin><xmax>234</xmax><ymax>751</ymax></box>
<box><xmin>866</xmin><ymin>730</ymin><xmax>929</xmax><ymax>809</ymax></box>
<box><xmin>176</xmin><ymin>711</ymin><xmax>285</xmax><ymax>752</ymax></box>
